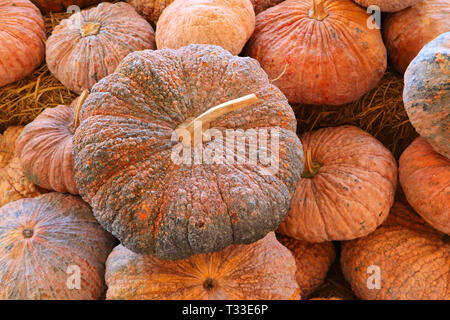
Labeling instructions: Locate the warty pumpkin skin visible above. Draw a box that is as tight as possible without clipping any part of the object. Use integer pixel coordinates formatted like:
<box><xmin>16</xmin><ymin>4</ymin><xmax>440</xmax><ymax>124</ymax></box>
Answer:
<box><xmin>341</xmin><ymin>202</ymin><xmax>450</xmax><ymax>300</ymax></box>
<box><xmin>403</xmin><ymin>32</ymin><xmax>450</xmax><ymax>159</ymax></box>
<box><xmin>31</xmin><ymin>1</ymin><xmax>106</xmax><ymax>13</ymax></box>
<box><xmin>399</xmin><ymin>137</ymin><xmax>450</xmax><ymax>235</ymax></box>
<box><xmin>251</xmin><ymin>0</ymin><xmax>284</xmax><ymax>14</ymax></box>
<box><xmin>383</xmin><ymin>0</ymin><xmax>450</xmax><ymax>74</ymax></box>
<box><xmin>15</xmin><ymin>94</ymin><xmax>88</xmax><ymax>195</ymax></box>
<box><xmin>0</xmin><ymin>193</ymin><xmax>115</xmax><ymax>300</ymax></box>
<box><xmin>277</xmin><ymin>234</ymin><xmax>335</xmax><ymax>298</ymax></box>
<box><xmin>156</xmin><ymin>0</ymin><xmax>255</xmax><ymax>55</ymax></box>
<box><xmin>0</xmin><ymin>0</ymin><xmax>45</xmax><ymax>88</ymax></box>
<box><xmin>126</xmin><ymin>0</ymin><xmax>174</xmax><ymax>23</ymax></box>
<box><xmin>46</xmin><ymin>2</ymin><xmax>156</xmax><ymax>94</ymax></box>
<box><xmin>72</xmin><ymin>44</ymin><xmax>304</xmax><ymax>259</ymax></box>
<box><xmin>0</xmin><ymin>127</ymin><xmax>43</xmax><ymax>206</ymax></box>
<box><xmin>352</xmin><ymin>0</ymin><xmax>420</xmax><ymax>12</ymax></box>
<box><xmin>105</xmin><ymin>232</ymin><xmax>300</xmax><ymax>300</ymax></box>
<box><xmin>244</xmin><ymin>0</ymin><xmax>387</xmax><ymax>105</ymax></box>
<box><xmin>278</xmin><ymin>125</ymin><xmax>397</xmax><ymax>242</ymax></box>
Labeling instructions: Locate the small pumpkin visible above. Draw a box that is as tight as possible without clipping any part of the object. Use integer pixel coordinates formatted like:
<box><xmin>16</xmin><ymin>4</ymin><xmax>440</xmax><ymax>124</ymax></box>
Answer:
<box><xmin>244</xmin><ymin>0</ymin><xmax>387</xmax><ymax>105</ymax></box>
<box><xmin>105</xmin><ymin>232</ymin><xmax>300</xmax><ymax>300</ymax></box>
<box><xmin>352</xmin><ymin>0</ymin><xmax>421</xmax><ymax>12</ymax></box>
<box><xmin>156</xmin><ymin>0</ymin><xmax>255</xmax><ymax>55</ymax></box>
<box><xmin>0</xmin><ymin>0</ymin><xmax>45</xmax><ymax>88</ymax></box>
<box><xmin>126</xmin><ymin>0</ymin><xmax>174</xmax><ymax>23</ymax></box>
<box><xmin>15</xmin><ymin>92</ymin><xmax>89</xmax><ymax>195</ymax></box>
<box><xmin>251</xmin><ymin>0</ymin><xmax>284</xmax><ymax>14</ymax></box>
<box><xmin>0</xmin><ymin>193</ymin><xmax>115</xmax><ymax>300</ymax></box>
<box><xmin>383</xmin><ymin>0</ymin><xmax>450</xmax><ymax>74</ymax></box>
<box><xmin>341</xmin><ymin>202</ymin><xmax>450</xmax><ymax>300</ymax></box>
<box><xmin>46</xmin><ymin>2</ymin><xmax>156</xmax><ymax>94</ymax></box>
<box><xmin>0</xmin><ymin>127</ymin><xmax>43</xmax><ymax>207</ymax></box>
<box><xmin>73</xmin><ymin>44</ymin><xmax>303</xmax><ymax>259</ymax></box>
<box><xmin>278</xmin><ymin>125</ymin><xmax>397</xmax><ymax>242</ymax></box>
<box><xmin>31</xmin><ymin>1</ymin><xmax>106</xmax><ymax>13</ymax></box>
<box><xmin>403</xmin><ymin>32</ymin><xmax>450</xmax><ymax>158</ymax></box>
<box><xmin>399</xmin><ymin>137</ymin><xmax>450</xmax><ymax>235</ymax></box>
<box><xmin>277</xmin><ymin>234</ymin><xmax>335</xmax><ymax>298</ymax></box>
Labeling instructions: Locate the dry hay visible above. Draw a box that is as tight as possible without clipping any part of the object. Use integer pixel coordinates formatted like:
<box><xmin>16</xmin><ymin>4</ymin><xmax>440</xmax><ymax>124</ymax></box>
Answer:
<box><xmin>0</xmin><ymin>12</ymin><xmax>76</xmax><ymax>134</ymax></box>
<box><xmin>293</xmin><ymin>68</ymin><xmax>417</xmax><ymax>159</ymax></box>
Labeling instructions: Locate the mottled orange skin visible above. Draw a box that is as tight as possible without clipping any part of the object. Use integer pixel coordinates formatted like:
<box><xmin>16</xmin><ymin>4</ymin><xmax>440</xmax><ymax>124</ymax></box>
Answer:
<box><xmin>46</xmin><ymin>2</ymin><xmax>156</xmax><ymax>94</ymax></box>
<box><xmin>244</xmin><ymin>0</ymin><xmax>386</xmax><ymax>105</ymax></box>
<box><xmin>341</xmin><ymin>202</ymin><xmax>450</xmax><ymax>300</ymax></box>
<box><xmin>0</xmin><ymin>0</ymin><xmax>45</xmax><ymax>88</ymax></box>
<box><xmin>0</xmin><ymin>193</ymin><xmax>115</xmax><ymax>300</ymax></box>
<box><xmin>0</xmin><ymin>127</ymin><xmax>43</xmax><ymax>206</ymax></box>
<box><xmin>73</xmin><ymin>44</ymin><xmax>304</xmax><ymax>259</ymax></box>
<box><xmin>277</xmin><ymin>234</ymin><xmax>335</xmax><ymax>298</ymax></box>
<box><xmin>279</xmin><ymin>125</ymin><xmax>397</xmax><ymax>242</ymax></box>
<box><xmin>126</xmin><ymin>0</ymin><xmax>174</xmax><ymax>23</ymax></box>
<box><xmin>156</xmin><ymin>0</ymin><xmax>255</xmax><ymax>55</ymax></box>
<box><xmin>403</xmin><ymin>32</ymin><xmax>450</xmax><ymax>158</ymax></box>
<box><xmin>16</xmin><ymin>103</ymin><xmax>78</xmax><ymax>195</ymax></box>
<box><xmin>383</xmin><ymin>0</ymin><xmax>450</xmax><ymax>74</ymax></box>
<box><xmin>105</xmin><ymin>232</ymin><xmax>300</xmax><ymax>300</ymax></box>
<box><xmin>400</xmin><ymin>137</ymin><xmax>450</xmax><ymax>235</ymax></box>
<box><xmin>352</xmin><ymin>0</ymin><xmax>420</xmax><ymax>12</ymax></box>
<box><xmin>31</xmin><ymin>1</ymin><xmax>106</xmax><ymax>13</ymax></box>
<box><xmin>251</xmin><ymin>0</ymin><xmax>284</xmax><ymax>14</ymax></box>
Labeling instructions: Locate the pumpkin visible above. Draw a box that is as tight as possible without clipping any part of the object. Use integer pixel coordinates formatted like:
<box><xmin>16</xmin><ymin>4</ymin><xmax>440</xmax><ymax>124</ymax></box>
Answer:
<box><xmin>341</xmin><ymin>202</ymin><xmax>450</xmax><ymax>300</ymax></box>
<box><xmin>399</xmin><ymin>137</ymin><xmax>450</xmax><ymax>235</ymax></box>
<box><xmin>156</xmin><ymin>0</ymin><xmax>255</xmax><ymax>55</ymax></box>
<box><xmin>0</xmin><ymin>193</ymin><xmax>115</xmax><ymax>300</ymax></box>
<box><xmin>31</xmin><ymin>1</ymin><xmax>105</xmax><ymax>13</ymax></box>
<box><xmin>0</xmin><ymin>127</ymin><xmax>43</xmax><ymax>207</ymax></box>
<box><xmin>126</xmin><ymin>0</ymin><xmax>174</xmax><ymax>23</ymax></box>
<box><xmin>15</xmin><ymin>92</ymin><xmax>89</xmax><ymax>195</ymax></box>
<box><xmin>46</xmin><ymin>2</ymin><xmax>156</xmax><ymax>94</ymax></box>
<box><xmin>352</xmin><ymin>0</ymin><xmax>421</xmax><ymax>12</ymax></box>
<box><xmin>403</xmin><ymin>32</ymin><xmax>450</xmax><ymax>158</ymax></box>
<box><xmin>105</xmin><ymin>232</ymin><xmax>300</xmax><ymax>300</ymax></box>
<box><xmin>244</xmin><ymin>0</ymin><xmax>386</xmax><ymax>105</ymax></box>
<box><xmin>72</xmin><ymin>44</ymin><xmax>303</xmax><ymax>259</ymax></box>
<box><xmin>383</xmin><ymin>0</ymin><xmax>450</xmax><ymax>74</ymax></box>
<box><xmin>0</xmin><ymin>0</ymin><xmax>45</xmax><ymax>88</ymax></box>
<box><xmin>277</xmin><ymin>234</ymin><xmax>335</xmax><ymax>298</ymax></box>
<box><xmin>278</xmin><ymin>125</ymin><xmax>397</xmax><ymax>242</ymax></box>
<box><xmin>251</xmin><ymin>0</ymin><xmax>284</xmax><ymax>14</ymax></box>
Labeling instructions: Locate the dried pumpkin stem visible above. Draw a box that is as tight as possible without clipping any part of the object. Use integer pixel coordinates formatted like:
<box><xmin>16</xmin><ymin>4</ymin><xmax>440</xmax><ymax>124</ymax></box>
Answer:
<box><xmin>81</xmin><ymin>22</ymin><xmax>101</xmax><ymax>37</ymax></box>
<box><xmin>302</xmin><ymin>148</ymin><xmax>320</xmax><ymax>178</ymax></box>
<box><xmin>73</xmin><ymin>90</ymin><xmax>89</xmax><ymax>130</ymax></box>
<box><xmin>179</xmin><ymin>94</ymin><xmax>259</xmax><ymax>145</ymax></box>
<box><xmin>309</xmin><ymin>0</ymin><xmax>328</xmax><ymax>21</ymax></box>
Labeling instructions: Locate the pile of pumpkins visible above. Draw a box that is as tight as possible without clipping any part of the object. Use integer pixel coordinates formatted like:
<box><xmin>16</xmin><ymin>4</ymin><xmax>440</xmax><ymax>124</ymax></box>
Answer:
<box><xmin>0</xmin><ymin>0</ymin><xmax>448</xmax><ymax>300</ymax></box>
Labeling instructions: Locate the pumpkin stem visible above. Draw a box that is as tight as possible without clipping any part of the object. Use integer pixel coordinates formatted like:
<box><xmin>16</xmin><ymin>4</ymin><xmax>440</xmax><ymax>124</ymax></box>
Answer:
<box><xmin>81</xmin><ymin>22</ymin><xmax>101</xmax><ymax>37</ymax></box>
<box><xmin>309</xmin><ymin>0</ymin><xmax>328</xmax><ymax>21</ymax></box>
<box><xmin>177</xmin><ymin>94</ymin><xmax>259</xmax><ymax>147</ymax></box>
<box><xmin>302</xmin><ymin>148</ymin><xmax>320</xmax><ymax>178</ymax></box>
<box><xmin>22</xmin><ymin>229</ymin><xmax>34</xmax><ymax>238</ymax></box>
<box><xmin>72</xmin><ymin>90</ymin><xmax>90</xmax><ymax>131</ymax></box>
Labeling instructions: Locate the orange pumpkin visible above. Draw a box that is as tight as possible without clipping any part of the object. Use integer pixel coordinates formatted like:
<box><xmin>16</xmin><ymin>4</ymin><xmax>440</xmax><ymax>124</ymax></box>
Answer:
<box><xmin>46</xmin><ymin>2</ymin><xmax>156</xmax><ymax>94</ymax></box>
<box><xmin>277</xmin><ymin>234</ymin><xmax>335</xmax><ymax>298</ymax></box>
<box><xmin>126</xmin><ymin>0</ymin><xmax>174</xmax><ymax>23</ymax></box>
<box><xmin>105</xmin><ymin>232</ymin><xmax>300</xmax><ymax>300</ymax></box>
<box><xmin>399</xmin><ymin>137</ymin><xmax>450</xmax><ymax>235</ymax></box>
<box><xmin>341</xmin><ymin>202</ymin><xmax>450</xmax><ymax>300</ymax></box>
<box><xmin>383</xmin><ymin>0</ymin><xmax>450</xmax><ymax>74</ymax></box>
<box><xmin>156</xmin><ymin>0</ymin><xmax>255</xmax><ymax>55</ymax></box>
<box><xmin>0</xmin><ymin>193</ymin><xmax>115</xmax><ymax>300</ymax></box>
<box><xmin>245</xmin><ymin>0</ymin><xmax>386</xmax><ymax>105</ymax></box>
<box><xmin>278</xmin><ymin>125</ymin><xmax>397</xmax><ymax>242</ymax></box>
<box><xmin>0</xmin><ymin>127</ymin><xmax>43</xmax><ymax>206</ymax></box>
<box><xmin>352</xmin><ymin>0</ymin><xmax>420</xmax><ymax>12</ymax></box>
<box><xmin>0</xmin><ymin>0</ymin><xmax>45</xmax><ymax>87</ymax></box>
